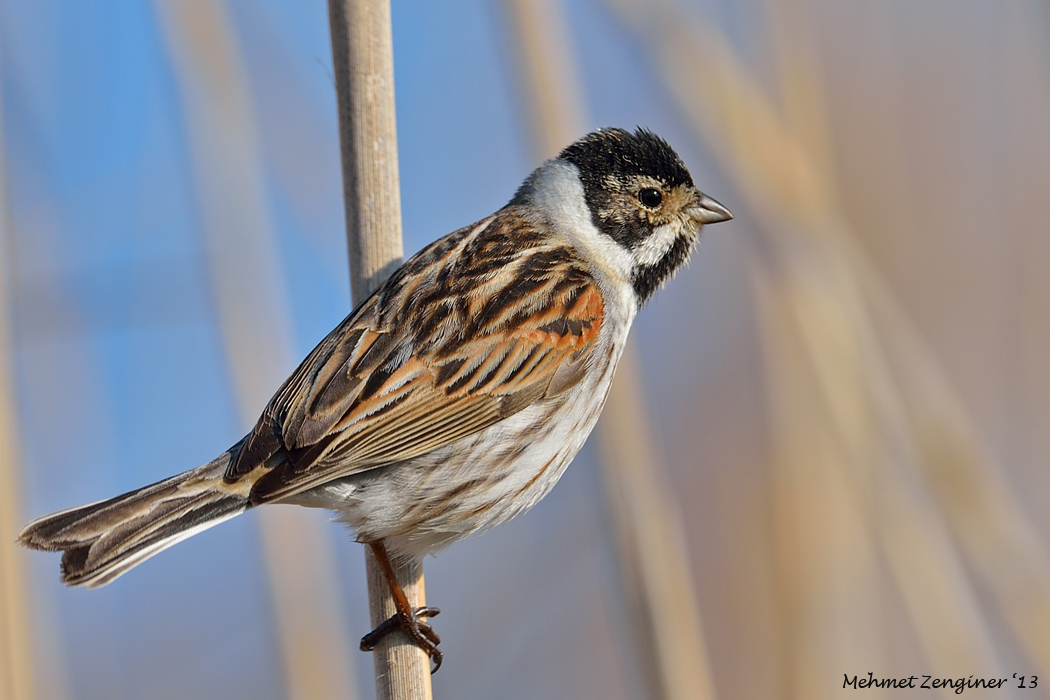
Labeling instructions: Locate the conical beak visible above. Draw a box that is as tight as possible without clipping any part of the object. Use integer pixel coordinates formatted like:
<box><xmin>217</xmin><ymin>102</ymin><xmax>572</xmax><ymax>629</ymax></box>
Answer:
<box><xmin>691</xmin><ymin>193</ymin><xmax>733</xmax><ymax>225</ymax></box>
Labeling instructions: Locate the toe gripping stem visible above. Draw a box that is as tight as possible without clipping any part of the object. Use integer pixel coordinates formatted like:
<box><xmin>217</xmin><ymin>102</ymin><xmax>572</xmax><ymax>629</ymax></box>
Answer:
<box><xmin>361</xmin><ymin>543</ymin><xmax>443</xmax><ymax>673</ymax></box>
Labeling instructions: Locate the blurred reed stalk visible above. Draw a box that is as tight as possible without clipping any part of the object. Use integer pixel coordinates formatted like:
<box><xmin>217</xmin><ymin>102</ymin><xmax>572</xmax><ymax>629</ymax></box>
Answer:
<box><xmin>0</xmin><ymin>84</ymin><xmax>36</xmax><ymax>700</ymax></box>
<box><xmin>153</xmin><ymin>2</ymin><xmax>360</xmax><ymax>699</ymax></box>
<box><xmin>756</xmin><ymin>0</ymin><xmax>890</xmax><ymax>689</ymax></box>
<box><xmin>505</xmin><ymin>2</ymin><xmax>718</xmax><ymax>699</ymax></box>
<box><xmin>326</xmin><ymin>1</ymin><xmax>432</xmax><ymax>698</ymax></box>
<box><xmin>609</xmin><ymin>0</ymin><xmax>1050</xmax><ymax>692</ymax></box>
<box><xmin>610</xmin><ymin>0</ymin><xmax>995</xmax><ymax>682</ymax></box>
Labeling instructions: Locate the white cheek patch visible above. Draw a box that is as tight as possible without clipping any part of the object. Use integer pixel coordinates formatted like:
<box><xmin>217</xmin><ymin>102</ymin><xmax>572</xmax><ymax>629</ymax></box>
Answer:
<box><xmin>526</xmin><ymin>160</ymin><xmax>635</xmax><ymax>283</ymax></box>
<box><xmin>631</xmin><ymin>223</ymin><xmax>679</xmax><ymax>268</ymax></box>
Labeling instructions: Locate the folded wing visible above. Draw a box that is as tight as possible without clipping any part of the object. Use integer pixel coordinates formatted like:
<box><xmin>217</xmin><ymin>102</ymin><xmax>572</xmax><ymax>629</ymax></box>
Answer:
<box><xmin>224</xmin><ymin>208</ymin><xmax>605</xmax><ymax>505</ymax></box>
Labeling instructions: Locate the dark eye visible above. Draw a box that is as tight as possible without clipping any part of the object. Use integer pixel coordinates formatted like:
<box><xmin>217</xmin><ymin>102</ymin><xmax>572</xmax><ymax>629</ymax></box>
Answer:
<box><xmin>639</xmin><ymin>188</ymin><xmax>663</xmax><ymax>208</ymax></box>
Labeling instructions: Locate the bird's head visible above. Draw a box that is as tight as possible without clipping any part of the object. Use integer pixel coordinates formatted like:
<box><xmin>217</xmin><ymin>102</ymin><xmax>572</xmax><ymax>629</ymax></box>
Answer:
<box><xmin>558</xmin><ymin>127</ymin><xmax>732</xmax><ymax>303</ymax></box>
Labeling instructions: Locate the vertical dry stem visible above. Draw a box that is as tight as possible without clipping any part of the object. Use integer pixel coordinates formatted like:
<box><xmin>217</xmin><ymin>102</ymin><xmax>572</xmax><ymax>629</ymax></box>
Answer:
<box><xmin>328</xmin><ymin>0</ymin><xmax>404</xmax><ymax>301</ymax></box>
<box><xmin>0</xmin><ymin>94</ymin><xmax>37</xmax><ymax>700</ymax></box>
<box><xmin>327</xmin><ymin>1</ymin><xmax>430</xmax><ymax>698</ymax></box>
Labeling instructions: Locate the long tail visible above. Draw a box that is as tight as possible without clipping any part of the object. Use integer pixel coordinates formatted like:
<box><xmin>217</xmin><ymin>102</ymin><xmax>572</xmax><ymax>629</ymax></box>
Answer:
<box><xmin>19</xmin><ymin>449</ymin><xmax>250</xmax><ymax>588</ymax></box>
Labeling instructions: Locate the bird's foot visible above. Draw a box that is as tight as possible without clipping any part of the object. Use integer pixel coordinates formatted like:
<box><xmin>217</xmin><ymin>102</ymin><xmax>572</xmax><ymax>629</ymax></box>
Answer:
<box><xmin>360</xmin><ymin>606</ymin><xmax>443</xmax><ymax>673</ymax></box>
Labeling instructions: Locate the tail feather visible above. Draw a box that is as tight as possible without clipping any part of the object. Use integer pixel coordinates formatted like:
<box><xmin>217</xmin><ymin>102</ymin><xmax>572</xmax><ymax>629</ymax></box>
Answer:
<box><xmin>19</xmin><ymin>450</ymin><xmax>250</xmax><ymax>588</ymax></box>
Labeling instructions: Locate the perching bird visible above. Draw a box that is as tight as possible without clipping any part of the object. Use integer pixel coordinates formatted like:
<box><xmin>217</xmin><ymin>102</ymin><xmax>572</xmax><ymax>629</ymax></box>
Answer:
<box><xmin>20</xmin><ymin>127</ymin><xmax>731</xmax><ymax>671</ymax></box>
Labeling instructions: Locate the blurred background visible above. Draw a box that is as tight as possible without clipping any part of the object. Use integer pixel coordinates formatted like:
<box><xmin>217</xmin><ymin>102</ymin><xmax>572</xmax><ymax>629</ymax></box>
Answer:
<box><xmin>2</xmin><ymin>0</ymin><xmax>1050</xmax><ymax>699</ymax></box>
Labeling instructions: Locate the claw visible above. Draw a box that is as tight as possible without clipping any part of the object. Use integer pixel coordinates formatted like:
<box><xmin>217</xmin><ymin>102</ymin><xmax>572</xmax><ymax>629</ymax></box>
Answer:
<box><xmin>360</xmin><ymin>606</ymin><xmax>443</xmax><ymax>673</ymax></box>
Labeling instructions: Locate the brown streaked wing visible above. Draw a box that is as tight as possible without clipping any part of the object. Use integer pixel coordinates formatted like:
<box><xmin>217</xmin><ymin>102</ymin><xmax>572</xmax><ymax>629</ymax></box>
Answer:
<box><xmin>224</xmin><ymin>207</ymin><xmax>606</xmax><ymax>505</ymax></box>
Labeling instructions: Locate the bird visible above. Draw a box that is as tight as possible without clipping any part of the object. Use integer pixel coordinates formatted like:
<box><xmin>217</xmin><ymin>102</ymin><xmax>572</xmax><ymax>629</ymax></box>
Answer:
<box><xmin>19</xmin><ymin>127</ymin><xmax>731</xmax><ymax>671</ymax></box>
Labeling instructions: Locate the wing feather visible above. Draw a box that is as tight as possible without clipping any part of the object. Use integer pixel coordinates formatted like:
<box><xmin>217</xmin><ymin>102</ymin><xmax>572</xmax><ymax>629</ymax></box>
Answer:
<box><xmin>224</xmin><ymin>207</ymin><xmax>605</xmax><ymax>505</ymax></box>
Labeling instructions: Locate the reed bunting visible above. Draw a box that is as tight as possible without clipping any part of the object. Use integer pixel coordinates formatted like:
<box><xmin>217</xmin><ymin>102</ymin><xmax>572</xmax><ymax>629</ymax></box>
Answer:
<box><xmin>21</xmin><ymin>127</ymin><xmax>732</xmax><ymax>670</ymax></box>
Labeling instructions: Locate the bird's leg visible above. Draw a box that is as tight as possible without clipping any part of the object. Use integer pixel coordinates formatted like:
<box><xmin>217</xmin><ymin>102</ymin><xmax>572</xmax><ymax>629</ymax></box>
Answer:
<box><xmin>360</xmin><ymin>541</ymin><xmax>443</xmax><ymax>673</ymax></box>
